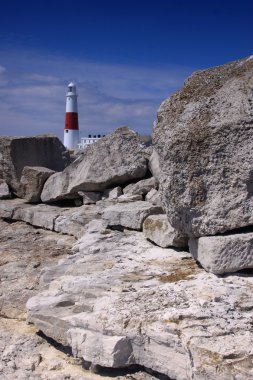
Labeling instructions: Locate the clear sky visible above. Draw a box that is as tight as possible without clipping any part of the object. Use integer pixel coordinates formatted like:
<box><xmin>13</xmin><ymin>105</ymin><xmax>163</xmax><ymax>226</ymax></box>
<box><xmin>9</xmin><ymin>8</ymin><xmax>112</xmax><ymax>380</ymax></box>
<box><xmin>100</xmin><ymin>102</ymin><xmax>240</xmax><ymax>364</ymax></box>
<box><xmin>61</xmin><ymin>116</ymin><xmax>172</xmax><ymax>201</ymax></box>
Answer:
<box><xmin>0</xmin><ymin>0</ymin><xmax>252</xmax><ymax>141</ymax></box>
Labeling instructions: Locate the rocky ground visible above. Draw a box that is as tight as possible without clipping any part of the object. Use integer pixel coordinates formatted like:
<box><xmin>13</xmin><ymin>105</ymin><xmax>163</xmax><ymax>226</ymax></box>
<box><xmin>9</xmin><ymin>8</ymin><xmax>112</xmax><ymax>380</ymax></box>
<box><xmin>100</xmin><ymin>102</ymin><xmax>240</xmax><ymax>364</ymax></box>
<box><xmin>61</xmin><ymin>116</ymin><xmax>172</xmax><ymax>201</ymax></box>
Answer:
<box><xmin>0</xmin><ymin>219</ymin><xmax>157</xmax><ymax>380</ymax></box>
<box><xmin>2</xmin><ymin>57</ymin><xmax>253</xmax><ymax>379</ymax></box>
<box><xmin>1</xmin><ymin>203</ymin><xmax>253</xmax><ymax>379</ymax></box>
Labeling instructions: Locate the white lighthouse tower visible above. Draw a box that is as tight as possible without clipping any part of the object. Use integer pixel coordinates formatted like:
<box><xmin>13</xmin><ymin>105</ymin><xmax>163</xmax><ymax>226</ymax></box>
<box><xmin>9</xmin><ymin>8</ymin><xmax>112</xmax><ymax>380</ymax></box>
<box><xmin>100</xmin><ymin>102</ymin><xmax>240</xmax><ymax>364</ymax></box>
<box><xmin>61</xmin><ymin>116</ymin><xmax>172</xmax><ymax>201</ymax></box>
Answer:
<box><xmin>64</xmin><ymin>82</ymin><xmax>79</xmax><ymax>149</ymax></box>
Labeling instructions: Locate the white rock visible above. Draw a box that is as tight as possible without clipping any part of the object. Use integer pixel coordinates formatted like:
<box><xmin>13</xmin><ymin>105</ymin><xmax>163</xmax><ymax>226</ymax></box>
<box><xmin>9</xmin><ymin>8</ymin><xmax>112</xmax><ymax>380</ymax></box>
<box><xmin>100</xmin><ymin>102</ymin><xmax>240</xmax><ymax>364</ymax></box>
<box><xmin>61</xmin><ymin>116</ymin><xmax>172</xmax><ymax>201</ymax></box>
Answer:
<box><xmin>78</xmin><ymin>191</ymin><xmax>102</xmax><ymax>205</ymax></box>
<box><xmin>153</xmin><ymin>57</ymin><xmax>253</xmax><ymax>237</ymax></box>
<box><xmin>189</xmin><ymin>232</ymin><xmax>253</xmax><ymax>274</ymax></box>
<box><xmin>117</xmin><ymin>194</ymin><xmax>143</xmax><ymax>203</ymax></box>
<box><xmin>54</xmin><ymin>205</ymin><xmax>101</xmax><ymax>238</ymax></box>
<box><xmin>148</xmin><ymin>150</ymin><xmax>161</xmax><ymax>179</ymax></box>
<box><xmin>26</xmin><ymin>225</ymin><xmax>253</xmax><ymax>379</ymax></box>
<box><xmin>68</xmin><ymin>329</ymin><xmax>135</xmax><ymax>368</ymax></box>
<box><xmin>0</xmin><ymin>198</ymin><xmax>26</xmax><ymax>219</ymax></box>
<box><xmin>13</xmin><ymin>203</ymin><xmax>58</xmax><ymax>231</ymax></box>
<box><xmin>0</xmin><ymin>135</ymin><xmax>70</xmax><ymax>194</ymax></box>
<box><xmin>0</xmin><ymin>199</ymin><xmax>100</xmax><ymax>238</ymax></box>
<box><xmin>102</xmin><ymin>201</ymin><xmax>163</xmax><ymax>230</ymax></box>
<box><xmin>143</xmin><ymin>214</ymin><xmax>188</xmax><ymax>248</ymax></box>
<box><xmin>145</xmin><ymin>188</ymin><xmax>163</xmax><ymax>208</ymax></box>
<box><xmin>18</xmin><ymin>166</ymin><xmax>55</xmax><ymax>203</ymax></box>
<box><xmin>103</xmin><ymin>186</ymin><xmax>123</xmax><ymax>200</ymax></box>
<box><xmin>123</xmin><ymin>177</ymin><xmax>158</xmax><ymax>196</ymax></box>
<box><xmin>0</xmin><ymin>180</ymin><xmax>11</xmax><ymax>199</ymax></box>
<box><xmin>41</xmin><ymin>127</ymin><xmax>149</xmax><ymax>203</ymax></box>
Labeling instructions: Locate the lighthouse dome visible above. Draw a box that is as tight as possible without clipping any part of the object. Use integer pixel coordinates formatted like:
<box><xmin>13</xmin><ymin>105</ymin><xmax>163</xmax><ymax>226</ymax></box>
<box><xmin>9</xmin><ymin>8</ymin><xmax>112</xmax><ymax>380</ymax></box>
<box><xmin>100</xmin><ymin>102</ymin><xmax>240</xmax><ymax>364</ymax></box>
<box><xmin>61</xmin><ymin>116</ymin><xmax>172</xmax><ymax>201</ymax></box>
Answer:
<box><xmin>67</xmin><ymin>82</ymin><xmax>77</xmax><ymax>94</ymax></box>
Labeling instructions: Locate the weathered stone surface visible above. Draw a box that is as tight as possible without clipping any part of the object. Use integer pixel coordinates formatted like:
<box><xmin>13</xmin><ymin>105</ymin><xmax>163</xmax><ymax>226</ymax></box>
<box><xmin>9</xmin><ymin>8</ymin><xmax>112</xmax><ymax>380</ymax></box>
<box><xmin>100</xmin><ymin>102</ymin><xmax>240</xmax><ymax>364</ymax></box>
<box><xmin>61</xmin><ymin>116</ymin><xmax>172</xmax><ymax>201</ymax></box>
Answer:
<box><xmin>0</xmin><ymin>318</ymin><xmax>93</xmax><ymax>380</ymax></box>
<box><xmin>123</xmin><ymin>177</ymin><xmax>158</xmax><ymax>196</ymax></box>
<box><xmin>54</xmin><ymin>205</ymin><xmax>101</xmax><ymax>238</ymax></box>
<box><xmin>143</xmin><ymin>214</ymin><xmax>188</xmax><ymax>248</ymax></box>
<box><xmin>153</xmin><ymin>56</ymin><xmax>253</xmax><ymax>237</ymax></box>
<box><xmin>0</xmin><ymin>198</ymin><xmax>25</xmax><ymax>219</ymax></box>
<box><xmin>145</xmin><ymin>188</ymin><xmax>163</xmax><ymax>208</ymax></box>
<box><xmin>103</xmin><ymin>186</ymin><xmax>123</xmax><ymax>200</ymax></box>
<box><xmin>18</xmin><ymin>166</ymin><xmax>55</xmax><ymax>203</ymax></box>
<box><xmin>189</xmin><ymin>231</ymin><xmax>253</xmax><ymax>274</ymax></box>
<box><xmin>27</xmin><ymin>223</ymin><xmax>253</xmax><ymax>379</ymax></box>
<box><xmin>0</xmin><ymin>199</ymin><xmax>100</xmax><ymax>238</ymax></box>
<box><xmin>117</xmin><ymin>194</ymin><xmax>143</xmax><ymax>203</ymax></box>
<box><xmin>78</xmin><ymin>191</ymin><xmax>102</xmax><ymax>205</ymax></box>
<box><xmin>13</xmin><ymin>203</ymin><xmax>60</xmax><ymax>231</ymax></box>
<box><xmin>0</xmin><ymin>135</ymin><xmax>70</xmax><ymax>194</ymax></box>
<box><xmin>0</xmin><ymin>180</ymin><xmax>10</xmax><ymax>199</ymax></box>
<box><xmin>0</xmin><ymin>219</ymin><xmax>74</xmax><ymax>320</ymax></box>
<box><xmin>148</xmin><ymin>150</ymin><xmax>161</xmax><ymax>179</ymax></box>
<box><xmin>0</xmin><ymin>219</ymin><xmax>153</xmax><ymax>380</ymax></box>
<box><xmin>102</xmin><ymin>201</ymin><xmax>163</xmax><ymax>230</ymax></box>
<box><xmin>41</xmin><ymin>127</ymin><xmax>149</xmax><ymax>203</ymax></box>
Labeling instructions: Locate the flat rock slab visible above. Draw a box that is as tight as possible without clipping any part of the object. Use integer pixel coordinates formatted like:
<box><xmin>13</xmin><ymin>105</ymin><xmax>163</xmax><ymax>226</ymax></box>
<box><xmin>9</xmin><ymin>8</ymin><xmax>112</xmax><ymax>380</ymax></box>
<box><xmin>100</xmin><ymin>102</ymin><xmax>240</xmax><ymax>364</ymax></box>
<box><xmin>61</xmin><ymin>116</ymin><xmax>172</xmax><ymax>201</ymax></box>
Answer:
<box><xmin>143</xmin><ymin>214</ymin><xmax>188</xmax><ymax>248</ymax></box>
<box><xmin>189</xmin><ymin>231</ymin><xmax>253</xmax><ymax>274</ymax></box>
<box><xmin>0</xmin><ymin>199</ymin><xmax>100</xmax><ymax>238</ymax></box>
<box><xmin>27</xmin><ymin>225</ymin><xmax>253</xmax><ymax>379</ymax></box>
<box><xmin>102</xmin><ymin>201</ymin><xmax>163</xmax><ymax>230</ymax></box>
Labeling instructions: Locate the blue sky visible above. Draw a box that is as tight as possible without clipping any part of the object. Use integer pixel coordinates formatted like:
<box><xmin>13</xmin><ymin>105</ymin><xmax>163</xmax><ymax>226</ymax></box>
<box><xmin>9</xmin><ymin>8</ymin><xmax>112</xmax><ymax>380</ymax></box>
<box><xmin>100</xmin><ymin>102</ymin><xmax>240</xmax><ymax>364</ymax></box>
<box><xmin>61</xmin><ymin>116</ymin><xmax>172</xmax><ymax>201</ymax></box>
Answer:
<box><xmin>0</xmin><ymin>0</ymin><xmax>253</xmax><ymax>141</ymax></box>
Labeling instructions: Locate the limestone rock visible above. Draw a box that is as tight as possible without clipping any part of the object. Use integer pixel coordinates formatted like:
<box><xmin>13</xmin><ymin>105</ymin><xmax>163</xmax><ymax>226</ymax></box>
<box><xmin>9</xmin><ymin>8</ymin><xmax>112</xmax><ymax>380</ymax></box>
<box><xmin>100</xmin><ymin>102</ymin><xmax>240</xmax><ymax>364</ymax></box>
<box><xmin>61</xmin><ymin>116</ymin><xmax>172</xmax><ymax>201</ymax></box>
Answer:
<box><xmin>0</xmin><ymin>219</ymin><xmax>74</xmax><ymax>320</ymax></box>
<box><xmin>18</xmin><ymin>166</ymin><xmax>55</xmax><ymax>203</ymax></box>
<box><xmin>0</xmin><ymin>180</ymin><xmax>11</xmax><ymax>199</ymax></box>
<box><xmin>0</xmin><ymin>199</ymin><xmax>101</xmax><ymax>238</ymax></box>
<box><xmin>0</xmin><ymin>135</ymin><xmax>70</xmax><ymax>194</ymax></box>
<box><xmin>26</xmin><ymin>224</ymin><xmax>253</xmax><ymax>379</ymax></box>
<box><xmin>123</xmin><ymin>177</ymin><xmax>158</xmax><ymax>196</ymax></box>
<box><xmin>54</xmin><ymin>205</ymin><xmax>101</xmax><ymax>238</ymax></box>
<box><xmin>0</xmin><ymin>198</ymin><xmax>27</xmax><ymax>219</ymax></box>
<box><xmin>103</xmin><ymin>186</ymin><xmax>123</xmax><ymax>200</ymax></box>
<box><xmin>145</xmin><ymin>188</ymin><xmax>163</xmax><ymax>208</ymax></box>
<box><xmin>189</xmin><ymin>231</ymin><xmax>253</xmax><ymax>274</ymax></box>
<box><xmin>153</xmin><ymin>56</ymin><xmax>253</xmax><ymax>237</ymax></box>
<box><xmin>41</xmin><ymin>127</ymin><xmax>149</xmax><ymax>203</ymax></box>
<box><xmin>78</xmin><ymin>191</ymin><xmax>102</xmax><ymax>204</ymax></box>
<box><xmin>143</xmin><ymin>214</ymin><xmax>188</xmax><ymax>248</ymax></box>
<box><xmin>102</xmin><ymin>201</ymin><xmax>163</xmax><ymax>230</ymax></box>
<box><xmin>148</xmin><ymin>150</ymin><xmax>161</xmax><ymax>179</ymax></box>
<box><xmin>13</xmin><ymin>203</ymin><xmax>60</xmax><ymax>231</ymax></box>
<box><xmin>117</xmin><ymin>194</ymin><xmax>143</xmax><ymax>203</ymax></box>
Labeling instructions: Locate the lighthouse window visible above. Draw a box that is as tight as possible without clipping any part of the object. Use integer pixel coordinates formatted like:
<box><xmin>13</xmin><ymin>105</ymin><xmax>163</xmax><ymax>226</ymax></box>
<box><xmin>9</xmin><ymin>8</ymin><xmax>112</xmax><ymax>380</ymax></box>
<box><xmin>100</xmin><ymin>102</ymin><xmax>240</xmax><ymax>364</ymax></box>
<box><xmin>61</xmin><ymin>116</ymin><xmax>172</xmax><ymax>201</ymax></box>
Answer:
<box><xmin>69</xmin><ymin>87</ymin><xmax>72</xmax><ymax>92</ymax></box>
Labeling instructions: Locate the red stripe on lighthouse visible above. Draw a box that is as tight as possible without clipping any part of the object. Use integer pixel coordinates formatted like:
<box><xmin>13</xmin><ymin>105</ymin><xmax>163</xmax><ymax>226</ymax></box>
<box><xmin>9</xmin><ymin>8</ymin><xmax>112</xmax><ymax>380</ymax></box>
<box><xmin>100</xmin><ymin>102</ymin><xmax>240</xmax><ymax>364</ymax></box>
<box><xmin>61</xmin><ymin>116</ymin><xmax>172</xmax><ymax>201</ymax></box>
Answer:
<box><xmin>65</xmin><ymin>112</ymin><xmax>79</xmax><ymax>130</ymax></box>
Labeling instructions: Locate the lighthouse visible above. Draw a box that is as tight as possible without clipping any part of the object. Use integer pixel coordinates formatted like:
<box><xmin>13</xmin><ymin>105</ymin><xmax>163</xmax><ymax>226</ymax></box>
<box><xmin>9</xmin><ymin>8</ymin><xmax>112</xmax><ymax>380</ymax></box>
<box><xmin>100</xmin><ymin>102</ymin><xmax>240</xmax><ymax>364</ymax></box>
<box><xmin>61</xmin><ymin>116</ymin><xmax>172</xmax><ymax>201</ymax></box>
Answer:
<box><xmin>64</xmin><ymin>82</ymin><xmax>79</xmax><ymax>149</ymax></box>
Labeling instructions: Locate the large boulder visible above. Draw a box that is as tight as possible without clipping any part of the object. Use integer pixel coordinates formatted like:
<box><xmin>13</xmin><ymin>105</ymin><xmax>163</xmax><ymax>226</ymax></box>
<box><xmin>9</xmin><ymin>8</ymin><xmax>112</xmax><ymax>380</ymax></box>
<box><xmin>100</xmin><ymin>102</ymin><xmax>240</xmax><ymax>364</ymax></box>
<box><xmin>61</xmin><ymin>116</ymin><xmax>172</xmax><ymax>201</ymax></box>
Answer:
<box><xmin>18</xmin><ymin>166</ymin><xmax>55</xmax><ymax>203</ymax></box>
<box><xmin>0</xmin><ymin>135</ymin><xmax>70</xmax><ymax>194</ymax></box>
<box><xmin>41</xmin><ymin>127</ymin><xmax>149</xmax><ymax>203</ymax></box>
<box><xmin>189</xmin><ymin>232</ymin><xmax>253</xmax><ymax>274</ymax></box>
<box><xmin>143</xmin><ymin>214</ymin><xmax>188</xmax><ymax>248</ymax></box>
<box><xmin>153</xmin><ymin>56</ymin><xmax>253</xmax><ymax>237</ymax></box>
